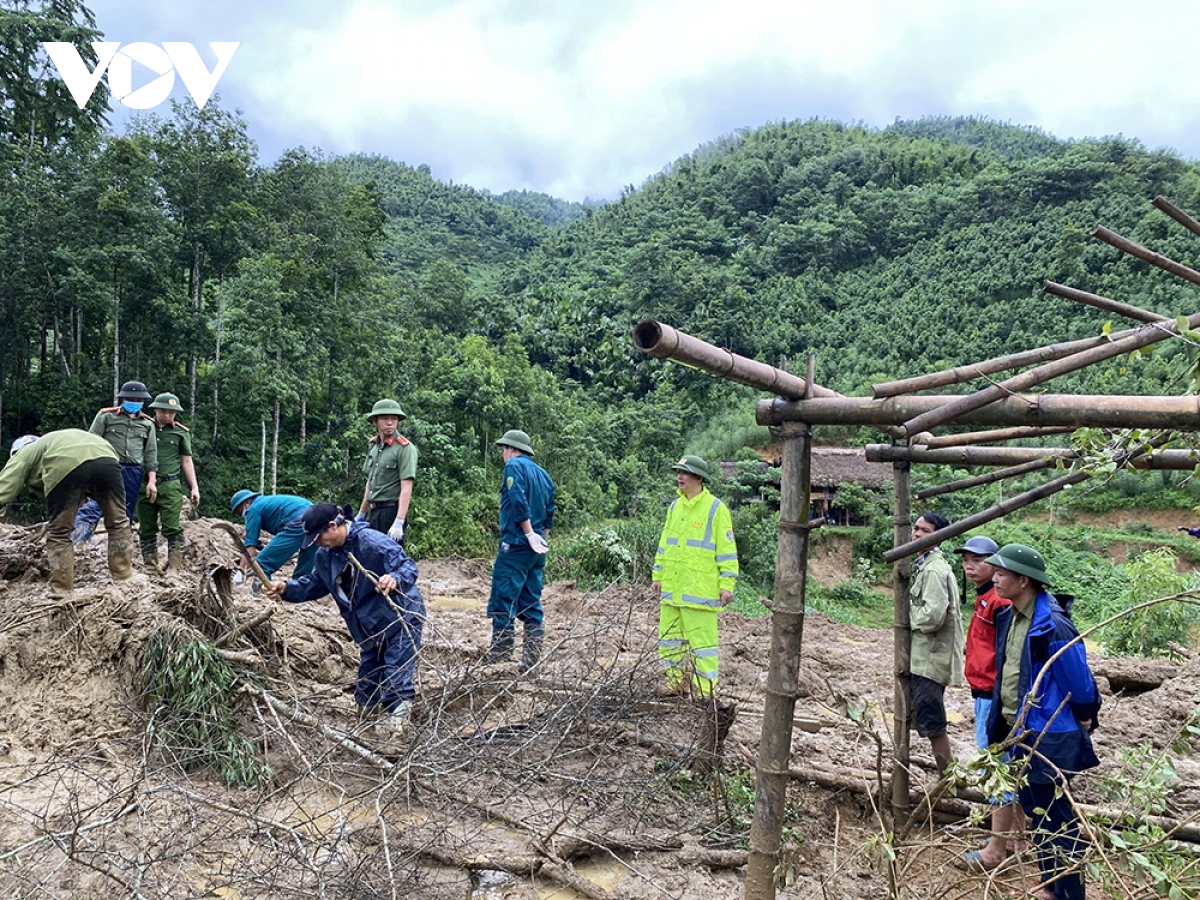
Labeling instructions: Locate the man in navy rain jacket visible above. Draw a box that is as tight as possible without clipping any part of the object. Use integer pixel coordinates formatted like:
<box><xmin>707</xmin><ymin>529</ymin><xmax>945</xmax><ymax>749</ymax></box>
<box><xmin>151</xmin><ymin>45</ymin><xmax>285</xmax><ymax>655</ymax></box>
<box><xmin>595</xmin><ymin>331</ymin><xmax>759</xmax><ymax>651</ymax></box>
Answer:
<box><xmin>986</xmin><ymin>543</ymin><xmax>1100</xmax><ymax>900</ymax></box>
<box><xmin>485</xmin><ymin>429</ymin><xmax>555</xmax><ymax>671</ymax></box>
<box><xmin>269</xmin><ymin>503</ymin><xmax>425</xmax><ymax>751</ymax></box>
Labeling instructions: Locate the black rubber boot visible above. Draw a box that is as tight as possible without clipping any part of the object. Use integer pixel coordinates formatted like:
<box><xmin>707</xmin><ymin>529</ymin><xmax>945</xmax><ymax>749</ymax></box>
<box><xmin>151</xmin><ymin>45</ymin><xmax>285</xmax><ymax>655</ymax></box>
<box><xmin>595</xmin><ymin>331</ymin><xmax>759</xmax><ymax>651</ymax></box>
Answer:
<box><xmin>484</xmin><ymin>628</ymin><xmax>515</xmax><ymax>664</ymax></box>
<box><xmin>518</xmin><ymin>624</ymin><xmax>544</xmax><ymax>673</ymax></box>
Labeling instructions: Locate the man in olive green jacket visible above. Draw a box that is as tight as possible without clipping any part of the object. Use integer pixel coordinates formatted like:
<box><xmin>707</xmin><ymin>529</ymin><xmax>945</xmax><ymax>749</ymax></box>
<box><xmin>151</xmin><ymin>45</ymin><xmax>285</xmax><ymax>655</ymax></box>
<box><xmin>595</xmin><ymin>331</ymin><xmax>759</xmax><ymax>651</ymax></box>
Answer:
<box><xmin>909</xmin><ymin>512</ymin><xmax>965</xmax><ymax>773</ymax></box>
<box><xmin>0</xmin><ymin>430</ymin><xmax>135</xmax><ymax>593</ymax></box>
<box><xmin>357</xmin><ymin>398</ymin><xmax>417</xmax><ymax>545</ymax></box>
<box><xmin>73</xmin><ymin>380</ymin><xmax>158</xmax><ymax>544</ymax></box>
<box><xmin>137</xmin><ymin>392</ymin><xmax>200</xmax><ymax>572</ymax></box>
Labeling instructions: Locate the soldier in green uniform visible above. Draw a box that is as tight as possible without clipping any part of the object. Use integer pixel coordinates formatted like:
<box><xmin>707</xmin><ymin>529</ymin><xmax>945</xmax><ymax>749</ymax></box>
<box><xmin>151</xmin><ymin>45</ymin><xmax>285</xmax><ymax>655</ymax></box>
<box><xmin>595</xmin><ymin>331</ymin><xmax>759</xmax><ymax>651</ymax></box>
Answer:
<box><xmin>137</xmin><ymin>392</ymin><xmax>200</xmax><ymax>572</ymax></box>
<box><xmin>0</xmin><ymin>429</ymin><xmax>135</xmax><ymax>593</ymax></box>
<box><xmin>356</xmin><ymin>398</ymin><xmax>417</xmax><ymax>545</ymax></box>
<box><xmin>72</xmin><ymin>380</ymin><xmax>158</xmax><ymax>545</ymax></box>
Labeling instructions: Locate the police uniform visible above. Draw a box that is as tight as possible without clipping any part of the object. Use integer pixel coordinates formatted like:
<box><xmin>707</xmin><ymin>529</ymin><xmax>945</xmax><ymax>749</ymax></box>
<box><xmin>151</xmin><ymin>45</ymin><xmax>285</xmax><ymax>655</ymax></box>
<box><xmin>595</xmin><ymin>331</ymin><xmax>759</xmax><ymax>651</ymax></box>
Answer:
<box><xmin>72</xmin><ymin>381</ymin><xmax>156</xmax><ymax>542</ymax></box>
<box><xmin>137</xmin><ymin>393</ymin><xmax>194</xmax><ymax>569</ymax></box>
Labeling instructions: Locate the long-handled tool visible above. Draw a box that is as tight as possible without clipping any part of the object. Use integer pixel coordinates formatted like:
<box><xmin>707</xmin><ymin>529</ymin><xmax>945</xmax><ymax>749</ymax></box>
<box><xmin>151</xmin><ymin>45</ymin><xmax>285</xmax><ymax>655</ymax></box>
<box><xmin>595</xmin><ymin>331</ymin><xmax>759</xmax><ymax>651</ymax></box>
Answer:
<box><xmin>210</xmin><ymin>521</ymin><xmax>277</xmax><ymax>595</ymax></box>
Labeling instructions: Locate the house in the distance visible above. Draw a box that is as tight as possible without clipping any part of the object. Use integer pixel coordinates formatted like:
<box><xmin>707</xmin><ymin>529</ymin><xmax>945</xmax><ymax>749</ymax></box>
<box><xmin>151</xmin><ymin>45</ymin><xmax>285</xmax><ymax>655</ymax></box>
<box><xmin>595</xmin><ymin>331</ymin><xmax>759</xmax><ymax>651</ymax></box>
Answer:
<box><xmin>810</xmin><ymin>446</ymin><xmax>892</xmax><ymax>525</ymax></box>
<box><xmin>720</xmin><ymin>447</ymin><xmax>891</xmax><ymax>525</ymax></box>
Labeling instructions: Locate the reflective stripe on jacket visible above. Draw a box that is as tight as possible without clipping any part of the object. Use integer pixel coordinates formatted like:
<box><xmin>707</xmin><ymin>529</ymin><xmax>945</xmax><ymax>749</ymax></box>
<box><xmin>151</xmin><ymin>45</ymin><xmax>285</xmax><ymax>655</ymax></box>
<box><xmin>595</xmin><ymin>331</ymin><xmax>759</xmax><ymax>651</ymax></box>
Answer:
<box><xmin>654</xmin><ymin>488</ymin><xmax>738</xmax><ymax>610</ymax></box>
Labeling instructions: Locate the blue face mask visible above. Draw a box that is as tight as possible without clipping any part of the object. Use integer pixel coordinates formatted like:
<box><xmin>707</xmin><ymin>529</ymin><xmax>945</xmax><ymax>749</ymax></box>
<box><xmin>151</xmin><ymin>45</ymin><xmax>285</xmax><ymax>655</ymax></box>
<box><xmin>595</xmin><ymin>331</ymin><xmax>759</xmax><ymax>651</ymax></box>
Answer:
<box><xmin>122</xmin><ymin>401</ymin><xmax>143</xmax><ymax>414</ymax></box>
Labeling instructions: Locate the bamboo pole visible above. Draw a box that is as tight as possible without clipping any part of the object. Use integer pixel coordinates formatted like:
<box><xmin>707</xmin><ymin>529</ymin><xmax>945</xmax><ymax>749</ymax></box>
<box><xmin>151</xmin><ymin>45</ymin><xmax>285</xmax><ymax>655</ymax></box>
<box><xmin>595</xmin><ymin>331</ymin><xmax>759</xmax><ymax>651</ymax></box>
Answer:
<box><xmin>871</xmin><ymin>445</ymin><xmax>1074</xmax><ymax>467</ymax></box>
<box><xmin>883</xmin><ymin>469</ymin><xmax>1088</xmax><ymax>563</ymax></box>
<box><xmin>867</xmin><ymin>444</ymin><xmax>1200</xmax><ymax>470</ymax></box>
<box><xmin>915</xmin><ymin>425</ymin><xmax>1076</xmax><ymax>449</ymax></box>
<box><xmin>1152</xmin><ymin>195</ymin><xmax>1200</xmax><ymax>239</ymax></box>
<box><xmin>746</xmin><ymin>421</ymin><xmax>812</xmax><ymax>900</ymax></box>
<box><xmin>891</xmin><ymin>459</ymin><xmax>913</xmax><ymax>827</ymax></box>
<box><xmin>758</xmin><ymin>393</ymin><xmax>1200</xmax><ymax>430</ymax></box>
<box><xmin>632</xmin><ymin>320</ymin><xmax>839</xmax><ymax>399</ymax></box>
<box><xmin>1043</xmin><ymin>281</ymin><xmax>1168</xmax><ymax>324</ymax></box>
<box><xmin>870</xmin><ymin>331</ymin><xmax>1132</xmax><ymax>399</ymax></box>
<box><xmin>915</xmin><ymin>459</ymin><xmax>1053</xmax><ymax>499</ymax></box>
<box><xmin>900</xmin><ymin>315</ymin><xmax>1200</xmax><ymax>437</ymax></box>
<box><xmin>1093</xmin><ymin>226</ymin><xmax>1200</xmax><ymax>288</ymax></box>
<box><xmin>787</xmin><ymin>762</ymin><xmax>1200</xmax><ymax>846</ymax></box>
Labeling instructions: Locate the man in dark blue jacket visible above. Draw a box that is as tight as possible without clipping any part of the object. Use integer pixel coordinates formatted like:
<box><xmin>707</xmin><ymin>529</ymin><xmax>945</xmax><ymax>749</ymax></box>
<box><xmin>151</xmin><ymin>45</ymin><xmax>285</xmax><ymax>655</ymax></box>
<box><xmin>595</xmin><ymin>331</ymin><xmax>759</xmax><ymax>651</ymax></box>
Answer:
<box><xmin>986</xmin><ymin>543</ymin><xmax>1101</xmax><ymax>900</ymax></box>
<box><xmin>486</xmin><ymin>430</ymin><xmax>555</xmax><ymax>671</ymax></box>
<box><xmin>269</xmin><ymin>503</ymin><xmax>425</xmax><ymax>753</ymax></box>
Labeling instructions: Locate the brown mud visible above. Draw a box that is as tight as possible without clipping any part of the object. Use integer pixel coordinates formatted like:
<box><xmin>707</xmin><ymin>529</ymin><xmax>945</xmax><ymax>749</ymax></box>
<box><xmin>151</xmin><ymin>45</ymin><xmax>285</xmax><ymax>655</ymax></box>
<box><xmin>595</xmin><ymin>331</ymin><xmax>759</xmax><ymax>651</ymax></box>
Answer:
<box><xmin>0</xmin><ymin>517</ymin><xmax>1195</xmax><ymax>899</ymax></box>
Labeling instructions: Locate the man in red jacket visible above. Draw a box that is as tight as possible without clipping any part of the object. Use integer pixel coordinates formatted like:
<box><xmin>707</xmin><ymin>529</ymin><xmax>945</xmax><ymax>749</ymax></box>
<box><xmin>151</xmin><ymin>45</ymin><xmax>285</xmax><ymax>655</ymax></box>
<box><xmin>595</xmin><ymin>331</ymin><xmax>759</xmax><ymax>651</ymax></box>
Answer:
<box><xmin>954</xmin><ymin>535</ymin><xmax>1024</xmax><ymax>871</ymax></box>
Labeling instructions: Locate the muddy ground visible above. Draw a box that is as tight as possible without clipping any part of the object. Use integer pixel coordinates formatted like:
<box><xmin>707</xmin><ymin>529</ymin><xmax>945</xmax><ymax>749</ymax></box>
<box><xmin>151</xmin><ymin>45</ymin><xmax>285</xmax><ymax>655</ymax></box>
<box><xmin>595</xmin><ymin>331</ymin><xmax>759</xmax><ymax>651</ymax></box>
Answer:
<box><xmin>0</xmin><ymin>518</ymin><xmax>1196</xmax><ymax>899</ymax></box>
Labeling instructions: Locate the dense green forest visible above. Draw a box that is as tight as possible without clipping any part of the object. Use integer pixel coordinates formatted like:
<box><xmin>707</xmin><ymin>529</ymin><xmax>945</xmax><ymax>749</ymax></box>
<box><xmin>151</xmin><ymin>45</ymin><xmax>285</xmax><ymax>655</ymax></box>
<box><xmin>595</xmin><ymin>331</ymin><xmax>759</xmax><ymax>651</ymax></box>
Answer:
<box><xmin>4</xmin><ymin>1</ymin><xmax>1200</xmax><ymax>584</ymax></box>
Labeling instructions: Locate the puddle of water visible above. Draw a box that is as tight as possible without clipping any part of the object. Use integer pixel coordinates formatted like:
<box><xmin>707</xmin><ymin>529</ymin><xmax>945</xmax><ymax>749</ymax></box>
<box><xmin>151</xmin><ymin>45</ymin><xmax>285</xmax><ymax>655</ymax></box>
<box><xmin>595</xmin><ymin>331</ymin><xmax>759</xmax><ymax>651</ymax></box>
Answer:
<box><xmin>470</xmin><ymin>869</ymin><xmax>518</xmax><ymax>899</ymax></box>
<box><xmin>466</xmin><ymin>859</ymin><xmax>629</xmax><ymax>900</ymax></box>
<box><xmin>429</xmin><ymin>594</ymin><xmax>487</xmax><ymax>611</ymax></box>
<box><xmin>536</xmin><ymin>858</ymin><xmax>627</xmax><ymax>899</ymax></box>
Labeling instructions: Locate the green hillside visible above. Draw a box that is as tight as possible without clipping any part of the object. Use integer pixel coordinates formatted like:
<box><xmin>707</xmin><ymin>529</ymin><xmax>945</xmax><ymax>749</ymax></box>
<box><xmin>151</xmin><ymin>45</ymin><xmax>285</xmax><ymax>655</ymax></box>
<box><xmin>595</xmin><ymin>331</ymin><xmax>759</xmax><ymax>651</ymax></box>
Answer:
<box><xmin>5</xmin><ymin>0</ymin><xmax>1200</xmax><ymax>581</ymax></box>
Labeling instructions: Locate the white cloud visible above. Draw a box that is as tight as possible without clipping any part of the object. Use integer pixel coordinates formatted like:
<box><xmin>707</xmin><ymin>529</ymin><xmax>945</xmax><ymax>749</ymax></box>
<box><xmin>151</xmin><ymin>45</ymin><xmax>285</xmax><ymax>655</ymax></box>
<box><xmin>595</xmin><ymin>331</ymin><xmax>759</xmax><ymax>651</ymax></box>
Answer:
<box><xmin>86</xmin><ymin>0</ymin><xmax>1200</xmax><ymax>199</ymax></box>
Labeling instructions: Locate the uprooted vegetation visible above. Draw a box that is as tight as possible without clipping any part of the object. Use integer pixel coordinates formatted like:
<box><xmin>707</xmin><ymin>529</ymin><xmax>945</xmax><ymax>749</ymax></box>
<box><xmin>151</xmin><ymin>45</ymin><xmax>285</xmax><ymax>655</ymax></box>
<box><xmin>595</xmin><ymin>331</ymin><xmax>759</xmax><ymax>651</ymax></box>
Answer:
<box><xmin>2</xmin><ymin>518</ymin><xmax>1200</xmax><ymax>898</ymax></box>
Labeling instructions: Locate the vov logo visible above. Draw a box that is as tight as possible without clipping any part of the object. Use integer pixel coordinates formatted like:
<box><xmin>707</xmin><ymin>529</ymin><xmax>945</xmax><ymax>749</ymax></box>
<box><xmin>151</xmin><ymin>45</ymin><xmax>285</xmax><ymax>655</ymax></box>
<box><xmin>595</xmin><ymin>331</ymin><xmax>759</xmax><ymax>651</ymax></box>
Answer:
<box><xmin>42</xmin><ymin>42</ymin><xmax>239</xmax><ymax>110</ymax></box>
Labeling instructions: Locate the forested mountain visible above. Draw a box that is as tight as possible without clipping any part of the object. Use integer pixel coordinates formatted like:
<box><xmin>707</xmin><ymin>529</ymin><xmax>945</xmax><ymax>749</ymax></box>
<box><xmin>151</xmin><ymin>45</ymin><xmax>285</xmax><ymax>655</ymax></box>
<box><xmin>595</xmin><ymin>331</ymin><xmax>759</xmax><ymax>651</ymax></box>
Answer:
<box><xmin>4</xmin><ymin>2</ymin><xmax>1200</xmax><ymax>558</ymax></box>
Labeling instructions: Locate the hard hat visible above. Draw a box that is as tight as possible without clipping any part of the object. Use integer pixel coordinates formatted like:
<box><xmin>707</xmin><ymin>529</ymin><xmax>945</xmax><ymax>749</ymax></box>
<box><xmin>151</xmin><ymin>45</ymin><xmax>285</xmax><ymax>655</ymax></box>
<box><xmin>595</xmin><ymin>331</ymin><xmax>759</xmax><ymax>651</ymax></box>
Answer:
<box><xmin>367</xmin><ymin>398</ymin><xmax>406</xmax><ymax>421</ymax></box>
<box><xmin>496</xmin><ymin>429</ymin><xmax>534</xmax><ymax>455</ymax></box>
<box><xmin>986</xmin><ymin>543</ymin><xmax>1050</xmax><ymax>585</ymax></box>
<box><xmin>671</xmin><ymin>455</ymin><xmax>713</xmax><ymax>481</ymax></box>
<box><xmin>229</xmin><ymin>490</ymin><xmax>262</xmax><ymax>513</ymax></box>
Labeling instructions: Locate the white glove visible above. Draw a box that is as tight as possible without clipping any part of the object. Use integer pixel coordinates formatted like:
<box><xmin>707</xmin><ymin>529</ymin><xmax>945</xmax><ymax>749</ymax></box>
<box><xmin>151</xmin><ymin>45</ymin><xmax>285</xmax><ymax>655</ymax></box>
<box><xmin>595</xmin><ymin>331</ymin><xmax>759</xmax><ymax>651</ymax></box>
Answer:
<box><xmin>527</xmin><ymin>532</ymin><xmax>548</xmax><ymax>554</ymax></box>
<box><xmin>388</xmin><ymin>518</ymin><xmax>406</xmax><ymax>543</ymax></box>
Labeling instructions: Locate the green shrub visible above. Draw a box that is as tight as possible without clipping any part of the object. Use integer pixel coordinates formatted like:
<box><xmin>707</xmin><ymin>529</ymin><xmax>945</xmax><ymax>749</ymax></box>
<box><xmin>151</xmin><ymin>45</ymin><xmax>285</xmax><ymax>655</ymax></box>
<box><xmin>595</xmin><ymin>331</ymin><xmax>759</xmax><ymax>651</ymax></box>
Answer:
<box><xmin>1100</xmin><ymin>548</ymin><xmax>1200</xmax><ymax>658</ymax></box>
<box><xmin>546</xmin><ymin>524</ymin><xmax>636</xmax><ymax>589</ymax></box>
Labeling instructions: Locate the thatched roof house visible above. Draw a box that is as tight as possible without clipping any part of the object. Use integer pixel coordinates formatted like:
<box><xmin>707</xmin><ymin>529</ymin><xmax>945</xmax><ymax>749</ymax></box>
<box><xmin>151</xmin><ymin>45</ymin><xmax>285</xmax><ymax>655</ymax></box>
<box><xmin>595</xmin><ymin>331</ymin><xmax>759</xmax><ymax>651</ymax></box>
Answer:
<box><xmin>810</xmin><ymin>446</ymin><xmax>892</xmax><ymax>490</ymax></box>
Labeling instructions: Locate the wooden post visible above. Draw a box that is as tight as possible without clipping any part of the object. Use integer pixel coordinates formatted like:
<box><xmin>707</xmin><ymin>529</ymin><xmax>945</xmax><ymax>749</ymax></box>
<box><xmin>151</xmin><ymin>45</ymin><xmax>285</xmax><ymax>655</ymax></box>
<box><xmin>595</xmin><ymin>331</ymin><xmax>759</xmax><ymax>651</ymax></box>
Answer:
<box><xmin>1043</xmin><ymin>281</ymin><xmax>1167</xmax><ymax>324</ymax></box>
<box><xmin>891</xmin><ymin>459</ymin><xmax>913</xmax><ymax>827</ymax></box>
<box><xmin>916</xmin><ymin>425</ymin><xmax>1077</xmax><ymax>449</ymax></box>
<box><xmin>900</xmin><ymin>316</ymin><xmax>1200</xmax><ymax>438</ymax></box>
<box><xmin>885</xmin><ymin>469</ymin><xmax>1089</xmax><ymax>562</ymax></box>
<box><xmin>871</xmin><ymin>331</ymin><xmax>1132</xmax><ymax>399</ymax></box>
<box><xmin>745</xmin><ymin>421</ymin><xmax>812</xmax><ymax>900</ymax></box>
<box><xmin>758</xmin><ymin>393</ymin><xmax>1200</xmax><ymax>430</ymax></box>
<box><xmin>633</xmin><ymin>320</ymin><xmax>839</xmax><ymax>399</ymax></box>
<box><xmin>1152</xmin><ymin>195</ymin><xmax>1200</xmax><ymax>239</ymax></box>
<box><xmin>867</xmin><ymin>444</ymin><xmax>1200</xmax><ymax>470</ymax></box>
<box><xmin>915</xmin><ymin>458</ymin><xmax>1053</xmax><ymax>499</ymax></box>
<box><xmin>1092</xmin><ymin>226</ymin><xmax>1200</xmax><ymax>287</ymax></box>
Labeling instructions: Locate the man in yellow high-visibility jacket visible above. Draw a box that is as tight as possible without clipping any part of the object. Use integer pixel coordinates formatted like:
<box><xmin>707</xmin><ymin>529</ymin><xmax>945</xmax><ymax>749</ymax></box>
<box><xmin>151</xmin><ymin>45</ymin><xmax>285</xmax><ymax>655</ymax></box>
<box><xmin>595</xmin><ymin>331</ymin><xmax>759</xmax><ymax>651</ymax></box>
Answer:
<box><xmin>651</xmin><ymin>455</ymin><xmax>738</xmax><ymax>698</ymax></box>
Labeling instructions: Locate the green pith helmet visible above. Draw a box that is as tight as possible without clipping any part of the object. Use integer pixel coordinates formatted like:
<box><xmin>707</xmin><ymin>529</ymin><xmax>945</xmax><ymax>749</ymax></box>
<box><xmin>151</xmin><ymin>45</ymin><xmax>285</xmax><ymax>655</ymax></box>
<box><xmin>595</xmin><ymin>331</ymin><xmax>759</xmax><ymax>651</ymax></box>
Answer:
<box><xmin>671</xmin><ymin>454</ymin><xmax>713</xmax><ymax>481</ymax></box>
<box><xmin>368</xmin><ymin>398</ymin><xmax>406</xmax><ymax>422</ymax></box>
<box><xmin>117</xmin><ymin>380</ymin><xmax>152</xmax><ymax>401</ymax></box>
<box><xmin>149</xmin><ymin>392</ymin><xmax>182</xmax><ymax>412</ymax></box>
<box><xmin>496</xmin><ymin>429</ymin><xmax>534</xmax><ymax>455</ymax></box>
<box><xmin>986</xmin><ymin>543</ymin><xmax>1050</xmax><ymax>586</ymax></box>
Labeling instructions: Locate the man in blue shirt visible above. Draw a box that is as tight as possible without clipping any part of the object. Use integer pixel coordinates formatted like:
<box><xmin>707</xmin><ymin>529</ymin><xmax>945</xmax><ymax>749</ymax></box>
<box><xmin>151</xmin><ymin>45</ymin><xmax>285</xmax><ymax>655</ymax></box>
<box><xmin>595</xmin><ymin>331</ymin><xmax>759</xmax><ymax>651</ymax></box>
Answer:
<box><xmin>486</xmin><ymin>430</ymin><xmax>555</xmax><ymax>671</ymax></box>
<box><xmin>229</xmin><ymin>490</ymin><xmax>316</xmax><ymax>580</ymax></box>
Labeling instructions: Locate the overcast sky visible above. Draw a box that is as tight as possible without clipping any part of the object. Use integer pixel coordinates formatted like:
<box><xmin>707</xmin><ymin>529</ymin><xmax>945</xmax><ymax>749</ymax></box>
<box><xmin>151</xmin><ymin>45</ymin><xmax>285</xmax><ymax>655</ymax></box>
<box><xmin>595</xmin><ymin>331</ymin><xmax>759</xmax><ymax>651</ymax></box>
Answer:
<box><xmin>82</xmin><ymin>0</ymin><xmax>1200</xmax><ymax>201</ymax></box>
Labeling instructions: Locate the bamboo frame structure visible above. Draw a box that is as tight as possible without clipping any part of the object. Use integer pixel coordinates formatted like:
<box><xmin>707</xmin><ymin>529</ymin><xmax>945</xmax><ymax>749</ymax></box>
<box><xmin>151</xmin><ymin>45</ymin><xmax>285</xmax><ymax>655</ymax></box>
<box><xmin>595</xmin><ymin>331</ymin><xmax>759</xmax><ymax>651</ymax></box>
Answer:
<box><xmin>915</xmin><ymin>425</ymin><xmax>1077</xmax><ymax>448</ymax></box>
<box><xmin>632</xmin><ymin>193</ymin><xmax>1200</xmax><ymax>900</ymax></box>
<box><xmin>745</xmin><ymin>421</ymin><xmax>812</xmax><ymax>899</ymax></box>
<box><xmin>758</xmin><ymin>393</ymin><xmax>1200</xmax><ymax>429</ymax></box>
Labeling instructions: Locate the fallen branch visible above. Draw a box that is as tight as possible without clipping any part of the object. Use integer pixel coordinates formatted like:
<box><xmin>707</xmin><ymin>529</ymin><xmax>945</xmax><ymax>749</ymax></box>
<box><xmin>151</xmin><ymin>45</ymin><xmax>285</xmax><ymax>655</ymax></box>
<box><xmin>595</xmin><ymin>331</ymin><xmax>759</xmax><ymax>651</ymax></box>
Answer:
<box><xmin>216</xmin><ymin>605</ymin><xmax>276</xmax><ymax>648</ymax></box>
<box><xmin>242</xmin><ymin>684</ymin><xmax>395</xmax><ymax>771</ymax></box>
